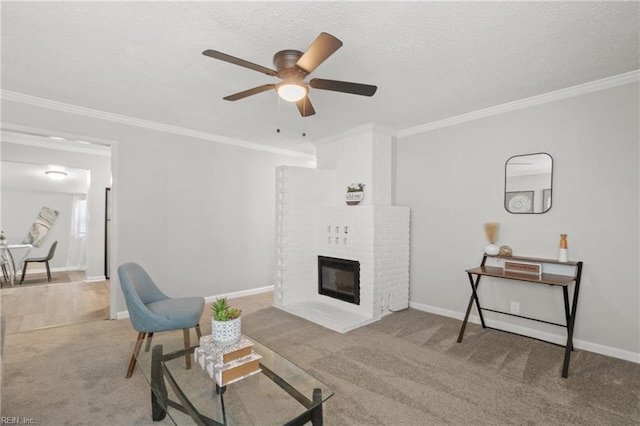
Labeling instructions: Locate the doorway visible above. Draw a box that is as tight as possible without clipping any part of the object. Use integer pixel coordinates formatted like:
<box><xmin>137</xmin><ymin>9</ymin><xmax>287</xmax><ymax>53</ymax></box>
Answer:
<box><xmin>0</xmin><ymin>126</ymin><xmax>115</xmax><ymax>329</ymax></box>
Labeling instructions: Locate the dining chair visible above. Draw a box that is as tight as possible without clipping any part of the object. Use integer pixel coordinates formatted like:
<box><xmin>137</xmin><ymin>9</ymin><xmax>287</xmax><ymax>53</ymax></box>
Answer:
<box><xmin>20</xmin><ymin>241</ymin><xmax>57</xmax><ymax>284</ymax></box>
<box><xmin>1</xmin><ymin>258</ymin><xmax>10</xmax><ymax>286</ymax></box>
<box><xmin>118</xmin><ymin>262</ymin><xmax>204</xmax><ymax>378</ymax></box>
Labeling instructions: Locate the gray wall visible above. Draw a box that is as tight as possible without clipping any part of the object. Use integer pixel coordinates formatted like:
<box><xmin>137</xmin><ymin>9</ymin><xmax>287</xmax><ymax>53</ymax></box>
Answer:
<box><xmin>396</xmin><ymin>82</ymin><xmax>639</xmax><ymax>359</ymax></box>
<box><xmin>114</xmin><ymin>128</ymin><xmax>310</xmax><ymax>300</ymax></box>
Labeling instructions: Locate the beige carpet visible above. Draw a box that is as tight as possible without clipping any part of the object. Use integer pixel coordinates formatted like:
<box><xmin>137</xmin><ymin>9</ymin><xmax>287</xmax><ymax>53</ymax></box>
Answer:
<box><xmin>242</xmin><ymin>307</ymin><xmax>640</xmax><ymax>425</ymax></box>
<box><xmin>1</xmin><ymin>304</ymin><xmax>638</xmax><ymax>425</ymax></box>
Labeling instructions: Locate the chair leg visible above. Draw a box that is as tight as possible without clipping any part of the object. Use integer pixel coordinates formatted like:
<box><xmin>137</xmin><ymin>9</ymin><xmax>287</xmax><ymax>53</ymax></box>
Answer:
<box><xmin>183</xmin><ymin>328</ymin><xmax>191</xmax><ymax>370</ymax></box>
<box><xmin>126</xmin><ymin>332</ymin><xmax>146</xmax><ymax>378</ymax></box>
<box><xmin>144</xmin><ymin>332</ymin><xmax>154</xmax><ymax>352</ymax></box>
<box><xmin>1</xmin><ymin>263</ymin><xmax>8</xmax><ymax>285</ymax></box>
<box><xmin>45</xmin><ymin>261</ymin><xmax>52</xmax><ymax>282</ymax></box>
<box><xmin>20</xmin><ymin>261</ymin><xmax>28</xmax><ymax>284</ymax></box>
<box><xmin>195</xmin><ymin>324</ymin><xmax>202</xmax><ymax>339</ymax></box>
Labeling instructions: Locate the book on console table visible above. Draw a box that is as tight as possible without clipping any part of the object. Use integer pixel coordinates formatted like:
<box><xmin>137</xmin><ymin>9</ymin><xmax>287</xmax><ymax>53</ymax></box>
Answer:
<box><xmin>199</xmin><ymin>335</ymin><xmax>255</xmax><ymax>364</ymax></box>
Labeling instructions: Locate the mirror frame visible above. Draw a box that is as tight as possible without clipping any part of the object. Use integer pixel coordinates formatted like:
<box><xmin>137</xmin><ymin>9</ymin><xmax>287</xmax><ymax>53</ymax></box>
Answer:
<box><xmin>504</xmin><ymin>152</ymin><xmax>553</xmax><ymax>214</ymax></box>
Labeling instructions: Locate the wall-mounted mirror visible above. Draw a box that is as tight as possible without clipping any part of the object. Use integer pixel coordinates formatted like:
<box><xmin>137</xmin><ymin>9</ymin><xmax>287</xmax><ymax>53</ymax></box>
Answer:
<box><xmin>505</xmin><ymin>153</ymin><xmax>553</xmax><ymax>214</ymax></box>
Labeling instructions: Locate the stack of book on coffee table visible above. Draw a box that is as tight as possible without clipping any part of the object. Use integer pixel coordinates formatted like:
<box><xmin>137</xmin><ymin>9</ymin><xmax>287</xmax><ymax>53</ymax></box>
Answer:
<box><xmin>194</xmin><ymin>335</ymin><xmax>262</xmax><ymax>387</ymax></box>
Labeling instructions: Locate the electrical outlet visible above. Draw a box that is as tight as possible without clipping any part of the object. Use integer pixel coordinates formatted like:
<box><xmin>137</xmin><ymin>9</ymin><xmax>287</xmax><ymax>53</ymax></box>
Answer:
<box><xmin>510</xmin><ymin>301</ymin><xmax>520</xmax><ymax>315</ymax></box>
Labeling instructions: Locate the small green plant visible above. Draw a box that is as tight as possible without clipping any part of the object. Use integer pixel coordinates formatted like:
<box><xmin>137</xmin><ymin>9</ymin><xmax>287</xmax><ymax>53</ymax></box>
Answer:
<box><xmin>347</xmin><ymin>183</ymin><xmax>365</xmax><ymax>192</ymax></box>
<box><xmin>211</xmin><ymin>297</ymin><xmax>242</xmax><ymax>321</ymax></box>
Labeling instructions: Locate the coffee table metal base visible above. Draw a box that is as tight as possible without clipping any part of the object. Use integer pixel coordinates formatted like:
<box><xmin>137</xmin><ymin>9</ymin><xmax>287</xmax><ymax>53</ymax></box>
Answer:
<box><xmin>150</xmin><ymin>344</ymin><xmax>325</xmax><ymax>425</ymax></box>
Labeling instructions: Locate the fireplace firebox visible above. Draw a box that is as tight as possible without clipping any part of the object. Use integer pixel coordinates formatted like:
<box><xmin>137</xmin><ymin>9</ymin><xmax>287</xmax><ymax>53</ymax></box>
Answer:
<box><xmin>318</xmin><ymin>256</ymin><xmax>360</xmax><ymax>305</ymax></box>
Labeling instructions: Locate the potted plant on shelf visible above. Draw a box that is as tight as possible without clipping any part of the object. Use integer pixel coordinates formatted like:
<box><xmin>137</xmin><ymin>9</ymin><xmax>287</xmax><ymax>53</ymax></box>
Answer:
<box><xmin>211</xmin><ymin>297</ymin><xmax>242</xmax><ymax>346</ymax></box>
<box><xmin>346</xmin><ymin>183</ymin><xmax>365</xmax><ymax>206</ymax></box>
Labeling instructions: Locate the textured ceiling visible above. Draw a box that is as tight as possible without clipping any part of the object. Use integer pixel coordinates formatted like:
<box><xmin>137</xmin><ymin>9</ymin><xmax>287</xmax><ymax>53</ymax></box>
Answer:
<box><xmin>2</xmin><ymin>2</ymin><xmax>638</xmax><ymax>154</ymax></box>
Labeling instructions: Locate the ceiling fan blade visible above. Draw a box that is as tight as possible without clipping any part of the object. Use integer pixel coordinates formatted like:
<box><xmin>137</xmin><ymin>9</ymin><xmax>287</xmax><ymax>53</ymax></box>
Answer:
<box><xmin>295</xmin><ymin>96</ymin><xmax>316</xmax><ymax>117</ymax></box>
<box><xmin>202</xmin><ymin>50</ymin><xmax>277</xmax><ymax>77</ymax></box>
<box><xmin>296</xmin><ymin>33</ymin><xmax>343</xmax><ymax>74</ymax></box>
<box><xmin>223</xmin><ymin>84</ymin><xmax>275</xmax><ymax>101</ymax></box>
<box><xmin>310</xmin><ymin>78</ymin><xmax>377</xmax><ymax>96</ymax></box>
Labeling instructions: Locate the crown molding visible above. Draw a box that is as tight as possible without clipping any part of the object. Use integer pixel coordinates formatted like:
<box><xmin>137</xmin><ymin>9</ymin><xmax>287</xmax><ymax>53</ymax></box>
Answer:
<box><xmin>1</xmin><ymin>123</ymin><xmax>114</xmax><ymax>156</ymax></box>
<box><xmin>4</xmin><ymin>69</ymin><xmax>636</xmax><ymax>153</ymax></box>
<box><xmin>1</xmin><ymin>90</ymin><xmax>315</xmax><ymax>159</ymax></box>
<box><xmin>1</xmin><ymin>131</ymin><xmax>112</xmax><ymax>157</ymax></box>
<box><xmin>398</xmin><ymin>70</ymin><xmax>640</xmax><ymax>138</ymax></box>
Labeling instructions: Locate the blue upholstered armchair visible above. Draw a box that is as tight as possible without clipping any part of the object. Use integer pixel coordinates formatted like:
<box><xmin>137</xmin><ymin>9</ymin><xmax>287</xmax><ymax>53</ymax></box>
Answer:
<box><xmin>118</xmin><ymin>262</ymin><xmax>204</xmax><ymax>378</ymax></box>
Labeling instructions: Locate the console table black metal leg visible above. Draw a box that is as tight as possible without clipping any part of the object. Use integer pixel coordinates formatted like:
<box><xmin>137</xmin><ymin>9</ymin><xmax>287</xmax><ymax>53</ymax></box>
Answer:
<box><xmin>562</xmin><ymin>262</ymin><xmax>583</xmax><ymax>378</ymax></box>
<box><xmin>469</xmin><ymin>274</ymin><xmax>486</xmax><ymax>328</ymax></box>
<box><xmin>151</xmin><ymin>345</ymin><xmax>168</xmax><ymax>421</ymax></box>
<box><xmin>457</xmin><ymin>273</ymin><xmax>485</xmax><ymax>343</ymax></box>
<box><xmin>562</xmin><ymin>287</ymin><xmax>573</xmax><ymax>352</ymax></box>
<box><xmin>457</xmin><ymin>296</ymin><xmax>475</xmax><ymax>343</ymax></box>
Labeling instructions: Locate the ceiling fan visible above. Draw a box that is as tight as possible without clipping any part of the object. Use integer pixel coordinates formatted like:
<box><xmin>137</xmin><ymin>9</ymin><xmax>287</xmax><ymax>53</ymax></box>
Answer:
<box><xmin>202</xmin><ymin>32</ymin><xmax>377</xmax><ymax>117</ymax></box>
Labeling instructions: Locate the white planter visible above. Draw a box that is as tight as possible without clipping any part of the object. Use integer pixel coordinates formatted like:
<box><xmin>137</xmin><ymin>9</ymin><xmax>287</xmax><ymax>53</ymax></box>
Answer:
<box><xmin>211</xmin><ymin>317</ymin><xmax>241</xmax><ymax>346</ymax></box>
<box><xmin>484</xmin><ymin>244</ymin><xmax>500</xmax><ymax>256</ymax></box>
<box><xmin>346</xmin><ymin>191</ymin><xmax>364</xmax><ymax>206</ymax></box>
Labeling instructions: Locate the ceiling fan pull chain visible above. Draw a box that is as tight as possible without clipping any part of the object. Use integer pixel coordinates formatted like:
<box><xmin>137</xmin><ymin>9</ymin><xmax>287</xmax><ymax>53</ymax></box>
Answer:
<box><xmin>302</xmin><ymin>102</ymin><xmax>306</xmax><ymax>137</ymax></box>
<box><xmin>276</xmin><ymin>96</ymin><xmax>281</xmax><ymax>133</ymax></box>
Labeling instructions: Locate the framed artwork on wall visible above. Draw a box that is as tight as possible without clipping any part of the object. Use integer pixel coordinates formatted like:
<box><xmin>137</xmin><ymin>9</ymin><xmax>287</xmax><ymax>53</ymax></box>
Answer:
<box><xmin>22</xmin><ymin>206</ymin><xmax>59</xmax><ymax>247</ymax></box>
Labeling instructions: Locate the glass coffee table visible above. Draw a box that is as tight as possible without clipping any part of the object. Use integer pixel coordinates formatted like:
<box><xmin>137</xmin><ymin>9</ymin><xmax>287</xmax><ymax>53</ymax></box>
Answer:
<box><xmin>134</xmin><ymin>331</ymin><xmax>333</xmax><ymax>425</ymax></box>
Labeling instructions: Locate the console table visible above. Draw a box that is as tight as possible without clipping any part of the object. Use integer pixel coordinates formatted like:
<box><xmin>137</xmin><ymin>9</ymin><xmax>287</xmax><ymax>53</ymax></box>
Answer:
<box><xmin>457</xmin><ymin>254</ymin><xmax>583</xmax><ymax>378</ymax></box>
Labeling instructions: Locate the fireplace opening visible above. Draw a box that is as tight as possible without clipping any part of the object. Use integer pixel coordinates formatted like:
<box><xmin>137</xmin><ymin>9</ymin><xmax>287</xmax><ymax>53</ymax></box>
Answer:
<box><xmin>318</xmin><ymin>256</ymin><xmax>360</xmax><ymax>305</ymax></box>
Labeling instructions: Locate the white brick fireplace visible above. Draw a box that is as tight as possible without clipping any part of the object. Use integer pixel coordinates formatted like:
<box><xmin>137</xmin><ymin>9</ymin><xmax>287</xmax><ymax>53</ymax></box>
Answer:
<box><xmin>274</xmin><ymin>125</ymin><xmax>410</xmax><ymax>332</ymax></box>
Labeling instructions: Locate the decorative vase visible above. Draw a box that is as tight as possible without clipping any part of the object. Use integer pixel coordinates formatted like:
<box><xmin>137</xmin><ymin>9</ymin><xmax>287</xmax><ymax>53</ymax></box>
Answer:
<box><xmin>483</xmin><ymin>222</ymin><xmax>499</xmax><ymax>255</ymax></box>
<box><xmin>484</xmin><ymin>244</ymin><xmax>500</xmax><ymax>256</ymax></box>
<box><xmin>499</xmin><ymin>245</ymin><xmax>513</xmax><ymax>257</ymax></box>
<box><xmin>558</xmin><ymin>234</ymin><xmax>568</xmax><ymax>262</ymax></box>
<box><xmin>211</xmin><ymin>317</ymin><xmax>242</xmax><ymax>346</ymax></box>
<box><xmin>346</xmin><ymin>191</ymin><xmax>364</xmax><ymax>206</ymax></box>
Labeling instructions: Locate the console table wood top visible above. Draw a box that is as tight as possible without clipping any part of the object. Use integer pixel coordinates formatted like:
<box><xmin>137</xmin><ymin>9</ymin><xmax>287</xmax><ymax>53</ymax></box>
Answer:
<box><xmin>486</xmin><ymin>254</ymin><xmax>580</xmax><ymax>267</ymax></box>
<box><xmin>465</xmin><ymin>265</ymin><xmax>576</xmax><ymax>286</ymax></box>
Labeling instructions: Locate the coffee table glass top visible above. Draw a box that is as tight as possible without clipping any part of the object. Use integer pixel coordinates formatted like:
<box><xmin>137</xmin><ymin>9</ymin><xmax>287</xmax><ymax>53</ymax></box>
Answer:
<box><xmin>134</xmin><ymin>331</ymin><xmax>333</xmax><ymax>425</ymax></box>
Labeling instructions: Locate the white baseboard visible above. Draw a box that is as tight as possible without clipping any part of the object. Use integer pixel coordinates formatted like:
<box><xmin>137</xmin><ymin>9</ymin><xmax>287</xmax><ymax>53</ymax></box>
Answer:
<box><xmin>203</xmin><ymin>285</ymin><xmax>274</xmax><ymax>304</ymax></box>
<box><xmin>409</xmin><ymin>301</ymin><xmax>640</xmax><ymax>364</ymax></box>
<box><xmin>116</xmin><ymin>286</ymin><xmax>275</xmax><ymax>323</ymax></box>
<box><xmin>86</xmin><ymin>275</ymin><xmax>106</xmax><ymax>282</ymax></box>
<box><xmin>116</xmin><ymin>310</ymin><xmax>130</xmax><ymax>320</ymax></box>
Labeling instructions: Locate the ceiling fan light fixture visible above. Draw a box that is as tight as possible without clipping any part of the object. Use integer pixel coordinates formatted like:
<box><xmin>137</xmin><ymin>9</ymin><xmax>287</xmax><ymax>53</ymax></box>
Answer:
<box><xmin>276</xmin><ymin>82</ymin><xmax>307</xmax><ymax>102</ymax></box>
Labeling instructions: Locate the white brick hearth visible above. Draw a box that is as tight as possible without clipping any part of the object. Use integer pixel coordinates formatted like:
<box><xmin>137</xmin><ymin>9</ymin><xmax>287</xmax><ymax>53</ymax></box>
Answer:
<box><xmin>274</xmin><ymin>126</ymin><xmax>410</xmax><ymax>333</ymax></box>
